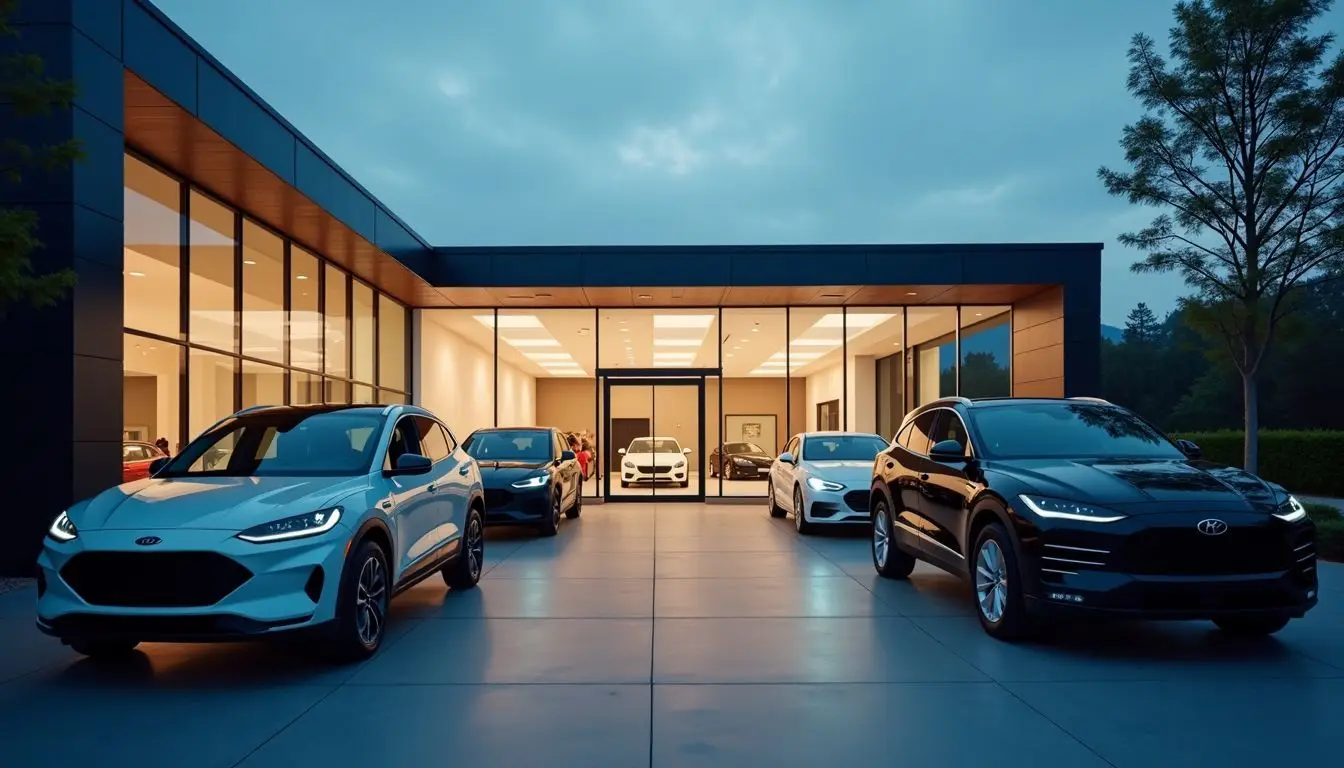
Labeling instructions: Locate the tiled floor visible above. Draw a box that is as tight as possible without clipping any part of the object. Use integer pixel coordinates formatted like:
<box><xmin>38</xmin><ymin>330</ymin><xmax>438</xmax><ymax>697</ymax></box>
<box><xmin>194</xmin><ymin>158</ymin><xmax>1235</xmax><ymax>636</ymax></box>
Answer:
<box><xmin>0</xmin><ymin>503</ymin><xmax>1339</xmax><ymax>767</ymax></box>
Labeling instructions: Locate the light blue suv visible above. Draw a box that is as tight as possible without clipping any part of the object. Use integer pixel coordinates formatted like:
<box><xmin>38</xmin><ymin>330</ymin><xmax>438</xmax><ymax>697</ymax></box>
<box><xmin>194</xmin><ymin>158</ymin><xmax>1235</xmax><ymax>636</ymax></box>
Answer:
<box><xmin>36</xmin><ymin>404</ymin><xmax>485</xmax><ymax>662</ymax></box>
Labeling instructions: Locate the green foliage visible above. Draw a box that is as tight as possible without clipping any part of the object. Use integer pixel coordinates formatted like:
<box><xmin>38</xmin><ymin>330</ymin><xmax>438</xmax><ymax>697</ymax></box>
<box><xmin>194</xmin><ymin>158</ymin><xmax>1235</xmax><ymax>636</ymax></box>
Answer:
<box><xmin>0</xmin><ymin>0</ymin><xmax>81</xmax><ymax>319</ymax></box>
<box><xmin>1173</xmin><ymin>430</ymin><xmax>1344</xmax><ymax>495</ymax></box>
<box><xmin>1304</xmin><ymin>503</ymin><xmax>1344</xmax><ymax>562</ymax></box>
<box><xmin>1098</xmin><ymin>0</ymin><xmax>1344</xmax><ymax>471</ymax></box>
<box><xmin>1123</xmin><ymin>303</ymin><xmax>1162</xmax><ymax>344</ymax></box>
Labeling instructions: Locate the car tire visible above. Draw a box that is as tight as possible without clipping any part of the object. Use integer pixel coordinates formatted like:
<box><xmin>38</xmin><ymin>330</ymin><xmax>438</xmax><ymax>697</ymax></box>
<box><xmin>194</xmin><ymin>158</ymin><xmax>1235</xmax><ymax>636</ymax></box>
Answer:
<box><xmin>793</xmin><ymin>485</ymin><xmax>814</xmax><ymax>535</ymax></box>
<box><xmin>1213</xmin><ymin>615</ymin><xmax>1291</xmax><ymax>636</ymax></box>
<box><xmin>723</xmin><ymin>461</ymin><xmax>734</xmax><ymax>481</ymax></box>
<box><xmin>328</xmin><ymin>538</ymin><xmax>391</xmax><ymax>662</ymax></box>
<box><xmin>538</xmin><ymin>491</ymin><xmax>561</xmax><ymax>537</ymax></box>
<box><xmin>971</xmin><ymin>522</ymin><xmax>1032</xmax><ymax>642</ymax></box>
<box><xmin>679</xmin><ymin>480</ymin><xmax>689</xmax><ymax>488</ymax></box>
<box><xmin>872</xmin><ymin>497</ymin><xmax>915</xmax><ymax>579</ymax></box>
<box><xmin>442</xmin><ymin>507</ymin><xmax>485</xmax><ymax>590</ymax></box>
<box><xmin>767</xmin><ymin>480</ymin><xmax>786</xmax><ymax>518</ymax></box>
<box><xmin>566</xmin><ymin>488</ymin><xmax>582</xmax><ymax>519</ymax></box>
<box><xmin>68</xmin><ymin>639</ymin><xmax>139</xmax><ymax>659</ymax></box>
<box><xmin>620</xmin><ymin>480</ymin><xmax>629</xmax><ymax>488</ymax></box>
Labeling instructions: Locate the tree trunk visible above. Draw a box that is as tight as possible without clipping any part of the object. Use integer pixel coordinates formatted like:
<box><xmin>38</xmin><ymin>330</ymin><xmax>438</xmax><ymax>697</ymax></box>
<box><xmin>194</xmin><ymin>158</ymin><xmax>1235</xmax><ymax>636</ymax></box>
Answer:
<box><xmin>1242</xmin><ymin>370</ymin><xmax>1259</xmax><ymax>473</ymax></box>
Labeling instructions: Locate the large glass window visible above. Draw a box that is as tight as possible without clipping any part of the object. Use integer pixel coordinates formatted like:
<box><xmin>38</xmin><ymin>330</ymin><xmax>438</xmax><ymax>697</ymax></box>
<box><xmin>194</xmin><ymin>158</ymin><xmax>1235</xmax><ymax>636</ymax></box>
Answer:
<box><xmin>378</xmin><ymin>294</ymin><xmax>407</xmax><ymax>392</ymax></box>
<box><xmin>188</xmin><ymin>191</ymin><xmax>236</xmax><ymax>352</ymax></box>
<box><xmin>242</xmin><ymin>221</ymin><xmax>284</xmax><ymax>363</ymax></box>
<box><xmin>959</xmin><ymin>306</ymin><xmax>1012</xmax><ymax>398</ymax></box>
<box><xmin>290</xmin><ymin>246</ymin><xmax>321</xmax><ymax>372</ymax></box>
<box><xmin>123</xmin><ymin>333</ymin><xmax>181</xmax><ymax>451</ymax></box>
<box><xmin>324</xmin><ymin>264</ymin><xmax>349</xmax><ymax>379</ymax></box>
<box><xmin>352</xmin><ymin>280</ymin><xmax>375</xmax><ymax>385</ymax></box>
<box><xmin>241</xmin><ymin>359</ymin><xmax>285</xmax><ymax>408</ymax></box>
<box><xmin>720</xmin><ymin>308</ymin><xmax>785</xmax><ymax>497</ymax></box>
<box><xmin>516</xmin><ymin>309</ymin><xmax>598</xmax><ymax>495</ymax></box>
<box><xmin>907</xmin><ymin>307</ymin><xmax>958</xmax><ymax>406</ymax></box>
<box><xmin>845</xmin><ymin>307</ymin><xmax>904</xmax><ymax>434</ymax></box>
<box><xmin>123</xmin><ymin>156</ymin><xmax>180</xmax><ymax>339</ymax></box>
<box><xmin>188</xmin><ymin>348</ymin><xmax>236</xmax><ymax>440</ymax></box>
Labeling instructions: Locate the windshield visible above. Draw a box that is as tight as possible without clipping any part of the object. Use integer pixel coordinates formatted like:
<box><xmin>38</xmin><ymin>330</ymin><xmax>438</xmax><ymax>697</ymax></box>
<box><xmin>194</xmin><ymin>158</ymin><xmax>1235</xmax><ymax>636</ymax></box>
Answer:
<box><xmin>463</xmin><ymin>430</ymin><xmax>552</xmax><ymax>462</ymax></box>
<box><xmin>628</xmin><ymin>438</ymin><xmax>681</xmax><ymax>453</ymax></box>
<box><xmin>973</xmin><ymin>402</ymin><xmax>1185</xmax><ymax>460</ymax></box>
<box><xmin>159</xmin><ymin>409</ymin><xmax>384</xmax><ymax>478</ymax></box>
<box><xmin>724</xmin><ymin>442</ymin><xmax>764</xmax><ymax>454</ymax></box>
<box><xmin>803</xmin><ymin>435</ymin><xmax>889</xmax><ymax>461</ymax></box>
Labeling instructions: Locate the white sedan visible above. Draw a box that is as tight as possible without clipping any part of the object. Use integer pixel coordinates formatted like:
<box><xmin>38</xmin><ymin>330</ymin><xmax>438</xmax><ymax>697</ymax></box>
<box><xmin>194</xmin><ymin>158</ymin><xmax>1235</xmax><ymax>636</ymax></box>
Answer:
<box><xmin>767</xmin><ymin>431</ymin><xmax>890</xmax><ymax>534</ymax></box>
<box><xmin>618</xmin><ymin>436</ymin><xmax>692</xmax><ymax>488</ymax></box>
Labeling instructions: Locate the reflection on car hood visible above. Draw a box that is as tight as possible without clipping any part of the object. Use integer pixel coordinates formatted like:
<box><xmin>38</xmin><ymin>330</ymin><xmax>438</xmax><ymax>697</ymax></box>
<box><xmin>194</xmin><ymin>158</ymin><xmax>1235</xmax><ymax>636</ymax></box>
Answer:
<box><xmin>803</xmin><ymin>460</ymin><xmax>875</xmax><ymax>484</ymax></box>
<box><xmin>71</xmin><ymin>475</ymin><xmax>370</xmax><ymax>531</ymax></box>
<box><xmin>992</xmin><ymin>457</ymin><xmax>1279</xmax><ymax>511</ymax></box>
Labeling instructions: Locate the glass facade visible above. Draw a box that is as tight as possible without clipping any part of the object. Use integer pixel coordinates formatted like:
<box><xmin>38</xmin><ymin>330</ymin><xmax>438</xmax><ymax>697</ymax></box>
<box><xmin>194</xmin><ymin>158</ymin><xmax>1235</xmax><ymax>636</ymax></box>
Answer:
<box><xmin>419</xmin><ymin>304</ymin><xmax>1012</xmax><ymax>499</ymax></box>
<box><xmin>122</xmin><ymin>153</ymin><xmax>411</xmax><ymax>453</ymax></box>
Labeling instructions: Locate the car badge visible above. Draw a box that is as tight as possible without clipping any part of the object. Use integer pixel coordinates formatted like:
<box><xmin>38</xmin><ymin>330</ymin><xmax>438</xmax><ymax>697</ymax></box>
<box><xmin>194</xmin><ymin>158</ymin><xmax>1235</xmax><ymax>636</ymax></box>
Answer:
<box><xmin>1196</xmin><ymin>519</ymin><xmax>1228</xmax><ymax>536</ymax></box>
<box><xmin>135</xmin><ymin>536</ymin><xmax>162</xmax><ymax>546</ymax></box>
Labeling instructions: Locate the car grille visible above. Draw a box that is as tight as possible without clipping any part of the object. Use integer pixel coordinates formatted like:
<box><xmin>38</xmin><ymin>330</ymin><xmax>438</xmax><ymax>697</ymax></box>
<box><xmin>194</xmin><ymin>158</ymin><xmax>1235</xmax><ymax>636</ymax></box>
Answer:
<box><xmin>1119</xmin><ymin>527</ymin><xmax>1292</xmax><ymax>576</ymax></box>
<box><xmin>60</xmin><ymin>552</ymin><xmax>253</xmax><ymax>607</ymax></box>
<box><xmin>637</xmin><ymin>465</ymin><xmax>672</xmax><ymax>474</ymax></box>
<box><xmin>484</xmin><ymin>488</ymin><xmax>514</xmax><ymax>508</ymax></box>
<box><xmin>842</xmin><ymin>491</ymin><xmax>869</xmax><ymax>513</ymax></box>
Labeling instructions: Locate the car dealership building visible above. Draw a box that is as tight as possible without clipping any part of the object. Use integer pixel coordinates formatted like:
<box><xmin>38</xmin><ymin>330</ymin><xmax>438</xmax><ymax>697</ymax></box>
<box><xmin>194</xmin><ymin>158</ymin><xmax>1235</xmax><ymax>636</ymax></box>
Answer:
<box><xmin>1</xmin><ymin>0</ymin><xmax>1102</xmax><ymax>574</ymax></box>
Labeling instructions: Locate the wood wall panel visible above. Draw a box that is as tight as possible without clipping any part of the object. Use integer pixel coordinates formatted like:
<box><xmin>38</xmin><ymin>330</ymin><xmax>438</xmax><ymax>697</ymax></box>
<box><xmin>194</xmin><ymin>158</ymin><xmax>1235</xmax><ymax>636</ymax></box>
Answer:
<box><xmin>1012</xmin><ymin>286</ymin><xmax>1064</xmax><ymax>396</ymax></box>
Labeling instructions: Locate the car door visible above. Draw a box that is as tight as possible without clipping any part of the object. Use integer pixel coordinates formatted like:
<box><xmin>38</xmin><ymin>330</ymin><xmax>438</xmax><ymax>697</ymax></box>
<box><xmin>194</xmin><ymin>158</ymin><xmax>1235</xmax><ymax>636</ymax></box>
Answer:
<box><xmin>553</xmin><ymin>430</ymin><xmax>579</xmax><ymax>508</ymax></box>
<box><xmin>920</xmin><ymin>409</ymin><xmax>977</xmax><ymax>557</ymax></box>
<box><xmin>382</xmin><ymin>415</ymin><xmax>433</xmax><ymax>576</ymax></box>
<box><xmin>773</xmin><ymin>435</ymin><xmax>801</xmax><ymax>508</ymax></box>
<box><xmin>122</xmin><ymin>443</ymin><xmax>153</xmax><ymax>482</ymax></box>
<box><xmin>411</xmin><ymin>416</ymin><xmax>460</xmax><ymax>556</ymax></box>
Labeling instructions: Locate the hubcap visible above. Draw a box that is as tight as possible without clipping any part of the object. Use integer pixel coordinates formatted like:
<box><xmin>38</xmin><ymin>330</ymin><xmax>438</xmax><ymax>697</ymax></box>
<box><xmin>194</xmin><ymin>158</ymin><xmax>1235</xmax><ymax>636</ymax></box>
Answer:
<box><xmin>873</xmin><ymin>505</ymin><xmax>889</xmax><ymax>567</ymax></box>
<box><xmin>355</xmin><ymin>555</ymin><xmax>386</xmax><ymax>646</ymax></box>
<box><xmin>975</xmin><ymin>539</ymin><xmax>1009</xmax><ymax>623</ymax></box>
<box><xmin>794</xmin><ymin>489</ymin><xmax>804</xmax><ymax>529</ymax></box>
<box><xmin>553</xmin><ymin>496</ymin><xmax>561</xmax><ymax>524</ymax></box>
<box><xmin>466</xmin><ymin>516</ymin><xmax>483</xmax><ymax>579</ymax></box>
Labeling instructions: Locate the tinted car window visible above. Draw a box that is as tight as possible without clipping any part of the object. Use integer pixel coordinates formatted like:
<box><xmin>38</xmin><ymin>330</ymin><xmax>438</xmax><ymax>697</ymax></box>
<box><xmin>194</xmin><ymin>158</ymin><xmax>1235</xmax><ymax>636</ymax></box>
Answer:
<box><xmin>902</xmin><ymin>411</ymin><xmax>938</xmax><ymax>455</ymax></box>
<box><xmin>414</xmin><ymin>417</ymin><xmax>451</xmax><ymax>462</ymax></box>
<box><xmin>162</xmin><ymin>409</ymin><xmax>384</xmax><ymax>477</ymax></box>
<box><xmin>628</xmin><ymin>438</ymin><xmax>681</xmax><ymax>453</ymax></box>
<box><xmin>973</xmin><ymin>402</ymin><xmax>1185</xmax><ymax>460</ymax></box>
<box><xmin>802</xmin><ymin>435</ymin><xmax>889</xmax><ymax>461</ymax></box>
<box><xmin>725</xmin><ymin>442</ymin><xmax>764</xmax><ymax>454</ymax></box>
<box><xmin>463</xmin><ymin>429</ymin><xmax>552</xmax><ymax>462</ymax></box>
<box><xmin>930</xmin><ymin>410</ymin><xmax>972</xmax><ymax>454</ymax></box>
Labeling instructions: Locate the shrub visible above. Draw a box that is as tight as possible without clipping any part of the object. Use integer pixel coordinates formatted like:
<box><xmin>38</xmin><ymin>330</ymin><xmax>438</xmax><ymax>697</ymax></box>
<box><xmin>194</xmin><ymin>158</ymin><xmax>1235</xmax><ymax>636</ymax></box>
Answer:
<box><xmin>1172</xmin><ymin>430</ymin><xmax>1344</xmax><ymax>497</ymax></box>
<box><xmin>1305</xmin><ymin>503</ymin><xmax>1344</xmax><ymax>563</ymax></box>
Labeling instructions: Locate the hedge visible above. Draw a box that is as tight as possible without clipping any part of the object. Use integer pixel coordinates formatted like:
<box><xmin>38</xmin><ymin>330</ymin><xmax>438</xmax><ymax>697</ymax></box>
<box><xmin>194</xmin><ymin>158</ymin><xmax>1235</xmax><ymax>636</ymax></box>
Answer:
<box><xmin>1305</xmin><ymin>504</ymin><xmax>1343</xmax><ymax>563</ymax></box>
<box><xmin>1172</xmin><ymin>430</ymin><xmax>1344</xmax><ymax>497</ymax></box>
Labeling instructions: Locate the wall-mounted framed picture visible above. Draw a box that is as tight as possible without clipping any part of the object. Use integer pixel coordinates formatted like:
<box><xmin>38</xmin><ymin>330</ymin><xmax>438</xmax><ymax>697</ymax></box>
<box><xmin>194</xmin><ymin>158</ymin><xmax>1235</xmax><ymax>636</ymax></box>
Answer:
<box><xmin>724</xmin><ymin>414</ymin><xmax>779</xmax><ymax>454</ymax></box>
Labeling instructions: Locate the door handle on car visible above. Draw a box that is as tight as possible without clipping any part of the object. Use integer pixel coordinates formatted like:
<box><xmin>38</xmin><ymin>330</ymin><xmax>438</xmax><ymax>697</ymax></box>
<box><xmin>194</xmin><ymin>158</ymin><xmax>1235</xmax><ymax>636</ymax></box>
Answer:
<box><xmin>919</xmin><ymin>473</ymin><xmax>929</xmax><ymax>481</ymax></box>
<box><xmin>458</xmin><ymin>465</ymin><xmax>470</xmax><ymax>475</ymax></box>
<box><xmin>427</xmin><ymin>483</ymin><xmax>439</xmax><ymax>492</ymax></box>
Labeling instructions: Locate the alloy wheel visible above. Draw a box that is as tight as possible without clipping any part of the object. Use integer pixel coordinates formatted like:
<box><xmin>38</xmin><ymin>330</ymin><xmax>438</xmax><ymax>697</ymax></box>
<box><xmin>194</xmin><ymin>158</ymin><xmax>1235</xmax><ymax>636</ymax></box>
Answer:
<box><xmin>355</xmin><ymin>555</ymin><xmax>387</xmax><ymax>646</ymax></box>
<box><xmin>553</xmin><ymin>496</ymin><xmax>561</xmax><ymax>526</ymax></box>
<box><xmin>873</xmin><ymin>504</ymin><xmax>890</xmax><ymax>568</ymax></box>
<box><xmin>794</xmin><ymin>488</ymin><xmax>805</xmax><ymax>531</ymax></box>
<box><xmin>466</xmin><ymin>516</ymin><xmax>484</xmax><ymax>580</ymax></box>
<box><xmin>975</xmin><ymin>539</ymin><xmax>1009</xmax><ymax>623</ymax></box>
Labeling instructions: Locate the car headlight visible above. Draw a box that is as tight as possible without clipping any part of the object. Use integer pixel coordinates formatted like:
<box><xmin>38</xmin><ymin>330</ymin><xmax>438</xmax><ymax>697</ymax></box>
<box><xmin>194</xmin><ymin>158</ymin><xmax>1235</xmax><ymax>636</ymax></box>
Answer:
<box><xmin>1018</xmin><ymin>495</ymin><xmax>1125</xmax><ymax>523</ymax></box>
<box><xmin>733</xmin><ymin>457</ymin><xmax>753</xmax><ymax>466</ymax></box>
<box><xmin>806</xmin><ymin>477</ymin><xmax>845</xmax><ymax>492</ymax></box>
<box><xmin>48</xmin><ymin>511</ymin><xmax>78</xmax><ymax>542</ymax></box>
<box><xmin>673</xmin><ymin>460</ymin><xmax>685</xmax><ymax>468</ymax></box>
<box><xmin>237</xmin><ymin>507</ymin><xmax>342</xmax><ymax>543</ymax></box>
<box><xmin>512</xmin><ymin>474</ymin><xmax>549</xmax><ymax>489</ymax></box>
<box><xmin>623</xmin><ymin>461</ymin><xmax>635</xmax><ymax>469</ymax></box>
<box><xmin>1274</xmin><ymin>495</ymin><xmax>1307</xmax><ymax>522</ymax></box>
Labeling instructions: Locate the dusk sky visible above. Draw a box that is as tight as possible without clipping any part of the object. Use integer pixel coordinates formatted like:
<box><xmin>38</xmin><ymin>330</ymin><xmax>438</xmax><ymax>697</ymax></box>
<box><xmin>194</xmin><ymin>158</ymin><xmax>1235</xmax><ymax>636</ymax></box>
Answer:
<box><xmin>149</xmin><ymin>0</ymin><xmax>1343</xmax><ymax>326</ymax></box>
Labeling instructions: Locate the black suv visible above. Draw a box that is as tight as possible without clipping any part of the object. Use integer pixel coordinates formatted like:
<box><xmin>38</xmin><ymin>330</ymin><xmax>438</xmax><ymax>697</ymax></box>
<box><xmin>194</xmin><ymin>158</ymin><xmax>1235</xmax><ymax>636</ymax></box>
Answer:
<box><xmin>869</xmin><ymin>396</ymin><xmax>1318</xmax><ymax>640</ymax></box>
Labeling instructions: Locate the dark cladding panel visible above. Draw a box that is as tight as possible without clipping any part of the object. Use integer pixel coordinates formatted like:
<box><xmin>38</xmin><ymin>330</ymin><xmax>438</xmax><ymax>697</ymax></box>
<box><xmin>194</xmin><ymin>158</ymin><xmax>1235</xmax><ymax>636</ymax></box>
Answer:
<box><xmin>197</xmin><ymin>62</ymin><xmax>296</xmax><ymax>184</ymax></box>
<box><xmin>295</xmin><ymin>143</ymin><xmax>376</xmax><ymax>244</ymax></box>
<box><xmin>122</xmin><ymin>0</ymin><xmax>197</xmax><ymax>112</ymax></box>
<box><xmin>865</xmin><ymin>247</ymin><xmax>960</xmax><ymax>286</ymax></box>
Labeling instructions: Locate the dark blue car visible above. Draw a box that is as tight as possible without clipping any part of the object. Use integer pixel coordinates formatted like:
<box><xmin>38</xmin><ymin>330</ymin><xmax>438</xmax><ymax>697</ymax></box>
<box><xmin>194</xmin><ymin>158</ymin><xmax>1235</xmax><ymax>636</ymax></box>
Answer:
<box><xmin>462</xmin><ymin>427</ymin><xmax>583</xmax><ymax>537</ymax></box>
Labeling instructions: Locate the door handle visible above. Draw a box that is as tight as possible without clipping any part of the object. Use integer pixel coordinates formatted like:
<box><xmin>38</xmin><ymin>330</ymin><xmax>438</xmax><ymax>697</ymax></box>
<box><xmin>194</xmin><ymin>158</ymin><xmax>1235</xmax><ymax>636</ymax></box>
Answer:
<box><xmin>427</xmin><ymin>483</ymin><xmax>439</xmax><ymax>492</ymax></box>
<box><xmin>919</xmin><ymin>473</ymin><xmax>929</xmax><ymax>481</ymax></box>
<box><xmin>458</xmin><ymin>465</ymin><xmax>470</xmax><ymax>476</ymax></box>
<box><xmin>886</xmin><ymin>463</ymin><xmax>895</xmax><ymax>470</ymax></box>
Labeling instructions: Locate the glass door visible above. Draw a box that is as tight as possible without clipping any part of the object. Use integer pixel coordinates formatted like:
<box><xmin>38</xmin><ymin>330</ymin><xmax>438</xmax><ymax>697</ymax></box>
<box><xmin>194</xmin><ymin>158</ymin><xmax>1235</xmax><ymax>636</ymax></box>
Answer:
<box><xmin>603</xmin><ymin>377</ymin><xmax>704</xmax><ymax>501</ymax></box>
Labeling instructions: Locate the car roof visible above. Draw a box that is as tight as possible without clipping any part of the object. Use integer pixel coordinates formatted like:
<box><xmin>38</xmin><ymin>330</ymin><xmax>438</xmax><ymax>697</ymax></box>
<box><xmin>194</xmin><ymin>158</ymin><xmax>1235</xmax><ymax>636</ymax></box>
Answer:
<box><xmin>474</xmin><ymin>426</ymin><xmax>552</xmax><ymax>433</ymax></box>
<box><xmin>798</xmin><ymin>431</ymin><xmax>883</xmax><ymax>437</ymax></box>
<box><xmin>632</xmin><ymin>436</ymin><xmax>678</xmax><ymax>441</ymax></box>
<box><xmin>231</xmin><ymin>403</ymin><xmax>432</xmax><ymax>419</ymax></box>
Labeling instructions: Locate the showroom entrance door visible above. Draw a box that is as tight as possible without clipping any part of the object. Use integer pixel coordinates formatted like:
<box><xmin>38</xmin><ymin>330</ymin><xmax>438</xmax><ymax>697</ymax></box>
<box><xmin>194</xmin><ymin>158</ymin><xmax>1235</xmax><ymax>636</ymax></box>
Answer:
<box><xmin>602</xmin><ymin>377</ymin><xmax>705</xmax><ymax>502</ymax></box>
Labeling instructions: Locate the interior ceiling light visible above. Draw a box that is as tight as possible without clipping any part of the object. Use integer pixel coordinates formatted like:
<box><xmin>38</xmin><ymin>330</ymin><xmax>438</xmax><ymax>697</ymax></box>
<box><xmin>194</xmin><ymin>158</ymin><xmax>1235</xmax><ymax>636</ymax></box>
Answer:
<box><xmin>653</xmin><ymin>352</ymin><xmax>694</xmax><ymax>359</ymax></box>
<box><xmin>770</xmin><ymin>351</ymin><xmax>823</xmax><ymax>360</ymax></box>
<box><xmin>128</xmin><ymin>271</ymin><xmax>145</xmax><ymax>277</ymax></box>
<box><xmin>906</xmin><ymin>291</ymin><xmax>918</xmax><ymax>296</ymax></box>
<box><xmin>523</xmin><ymin>352</ymin><xmax>574</xmax><ymax>361</ymax></box>
<box><xmin>652</xmin><ymin>361</ymin><xmax>685</xmax><ymax>367</ymax></box>
<box><xmin>474</xmin><ymin>314</ymin><xmax>543</xmax><ymax>329</ymax></box>
<box><xmin>540</xmin><ymin>361</ymin><xmax>581</xmax><ymax>369</ymax></box>
<box><xmin>653</xmin><ymin>339</ymin><xmax>701</xmax><ymax>347</ymax></box>
<box><xmin>653</xmin><ymin>314</ymin><xmax>715</xmax><ymax>329</ymax></box>
<box><xmin>636</xmin><ymin>294</ymin><xmax>653</xmax><ymax>300</ymax></box>
<box><xmin>295</xmin><ymin>274</ymin><xmax>308</xmax><ymax>280</ymax></box>
<box><xmin>505</xmin><ymin>339</ymin><xmax>560</xmax><ymax>348</ymax></box>
<box><xmin>790</xmin><ymin>339</ymin><xmax>840</xmax><ymax>347</ymax></box>
<box><xmin>535</xmin><ymin>292</ymin><xmax>553</xmax><ymax>298</ymax></box>
<box><xmin>243</xmin><ymin>259</ymin><xmax>256</xmax><ymax>266</ymax></box>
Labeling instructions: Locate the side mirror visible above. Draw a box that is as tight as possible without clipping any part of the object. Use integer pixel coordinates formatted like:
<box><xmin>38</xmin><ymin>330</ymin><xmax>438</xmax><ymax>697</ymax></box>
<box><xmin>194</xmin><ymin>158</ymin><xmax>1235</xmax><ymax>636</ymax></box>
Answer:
<box><xmin>388</xmin><ymin>453</ymin><xmax>432</xmax><ymax>476</ymax></box>
<box><xmin>560</xmin><ymin>450</ymin><xmax>576</xmax><ymax>462</ymax></box>
<box><xmin>1177</xmin><ymin>439</ymin><xmax>1202</xmax><ymax>459</ymax></box>
<box><xmin>778</xmin><ymin>451</ymin><xmax>795</xmax><ymax>464</ymax></box>
<box><xmin>929</xmin><ymin>439</ymin><xmax>968</xmax><ymax>462</ymax></box>
<box><xmin>682</xmin><ymin>447</ymin><xmax>692</xmax><ymax>454</ymax></box>
<box><xmin>149</xmin><ymin>457</ymin><xmax>170</xmax><ymax>475</ymax></box>
<box><xmin>617</xmin><ymin>448</ymin><xmax>627</xmax><ymax>455</ymax></box>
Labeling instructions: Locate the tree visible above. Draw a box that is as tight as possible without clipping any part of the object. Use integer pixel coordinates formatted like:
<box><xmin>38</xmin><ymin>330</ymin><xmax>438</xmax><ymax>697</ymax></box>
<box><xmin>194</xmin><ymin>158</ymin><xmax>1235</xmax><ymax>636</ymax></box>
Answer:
<box><xmin>0</xmin><ymin>0</ymin><xmax>80</xmax><ymax>319</ymax></box>
<box><xmin>1123</xmin><ymin>302</ymin><xmax>1164</xmax><ymax>343</ymax></box>
<box><xmin>1099</xmin><ymin>0</ymin><xmax>1344</xmax><ymax>472</ymax></box>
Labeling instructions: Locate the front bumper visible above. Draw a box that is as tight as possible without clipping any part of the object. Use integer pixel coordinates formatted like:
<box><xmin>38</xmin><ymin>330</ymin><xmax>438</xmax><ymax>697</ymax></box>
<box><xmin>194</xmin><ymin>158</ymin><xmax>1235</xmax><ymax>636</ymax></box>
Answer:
<box><xmin>483</xmin><ymin>485</ymin><xmax>551</xmax><ymax>525</ymax></box>
<box><xmin>35</xmin><ymin>524</ymin><xmax>353</xmax><ymax>643</ymax></box>
<box><xmin>1018</xmin><ymin>510</ymin><xmax>1319</xmax><ymax>620</ymax></box>
<box><xmin>622</xmin><ymin>464</ymin><xmax>688</xmax><ymax>484</ymax></box>
<box><xmin>801</xmin><ymin>486</ymin><xmax>871</xmax><ymax>524</ymax></box>
<box><xmin>724</xmin><ymin>459</ymin><xmax>771</xmax><ymax>479</ymax></box>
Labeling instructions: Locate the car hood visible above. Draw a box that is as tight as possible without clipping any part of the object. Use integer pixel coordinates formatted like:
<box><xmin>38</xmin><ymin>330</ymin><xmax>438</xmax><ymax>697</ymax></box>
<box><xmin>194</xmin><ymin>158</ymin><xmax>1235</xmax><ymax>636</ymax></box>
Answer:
<box><xmin>991</xmin><ymin>457</ymin><xmax>1281</xmax><ymax>512</ymax></box>
<box><xmin>478</xmin><ymin>460</ymin><xmax>551</xmax><ymax>486</ymax></box>
<box><xmin>804</xmin><ymin>460</ymin><xmax>875</xmax><ymax>485</ymax></box>
<box><xmin>727</xmin><ymin>452</ymin><xmax>773</xmax><ymax>465</ymax></box>
<box><xmin>70</xmin><ymin>475</ymin><xmax>371</xmax><ymax>531</ymax></box>
<box><xmin>623</xmin><ymin>452</ymin><xmax>688</xmax><ymax>464</ymax></box>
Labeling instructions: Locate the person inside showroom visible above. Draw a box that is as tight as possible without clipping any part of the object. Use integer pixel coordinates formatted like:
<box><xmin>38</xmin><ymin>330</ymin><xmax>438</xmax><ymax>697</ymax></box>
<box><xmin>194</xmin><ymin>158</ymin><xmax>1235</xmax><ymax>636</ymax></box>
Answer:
<box><xmin>569</xmin><ymin>434</ymin><xmax>589</xmax><ymax>478</ymax></box>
